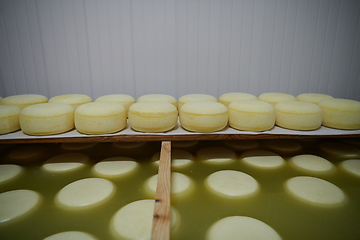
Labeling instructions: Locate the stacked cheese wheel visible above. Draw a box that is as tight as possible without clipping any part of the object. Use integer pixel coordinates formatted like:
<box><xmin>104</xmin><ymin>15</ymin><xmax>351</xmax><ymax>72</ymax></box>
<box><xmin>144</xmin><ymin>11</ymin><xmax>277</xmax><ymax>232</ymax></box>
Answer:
<box><xmin>1</xmin><ymin>92</ymin><xmax>360</xmax><ymax>135</ymax></box>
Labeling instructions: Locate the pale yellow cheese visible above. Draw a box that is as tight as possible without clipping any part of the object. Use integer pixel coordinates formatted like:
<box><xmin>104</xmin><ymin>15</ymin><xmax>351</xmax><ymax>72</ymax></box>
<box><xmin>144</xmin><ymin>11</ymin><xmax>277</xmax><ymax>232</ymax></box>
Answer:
<box><xmin>218</xmin><ymin>92</ymin><xmax>257</xmax><ymax>107</ymax></box>
<box><xmin>0</xmin><ymin>94</ymin><xmax>48</xmax><ymax>109</ymax></box>
<box><xmin>137</xmin><ymin>94</ymin><xmax>177</xmax><ymax>108</ymax></box>
<box><xmin>178</xmin><ymin>94</ymin><xmax>217</xmax><ymax>110</ymax></box>
<box><xmin>0</xmin><ymin>105</ymin><xmax>21</xmax><ymax>134</ymax></box>
<box><xmin>95</xmin><ymin>94</ymin><xmax>135</xmax><ymax>113</ymax></box>
<box><xmin>49</xmin><ymin>94</ymin><xmax>92</xmax><ymax>110</ymax></box>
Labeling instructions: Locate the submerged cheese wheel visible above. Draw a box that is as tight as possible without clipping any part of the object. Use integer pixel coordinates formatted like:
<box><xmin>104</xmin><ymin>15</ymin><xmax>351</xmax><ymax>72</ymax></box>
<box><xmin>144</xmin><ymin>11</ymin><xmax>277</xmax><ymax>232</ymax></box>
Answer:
<box><xmin>228</xmin><ymin>100</ymin><xmax>275</xmax><ymax>131</ymax></box>
<box><xmin>44</xmin><ymin>231</ymin><xmax>98</xmax><ymax>240</ymax></box>
<box><xmin>152</xmin><ymin>149</ymin><xmax>193</xmax><ymax>168</ymax></box>
<box><xmin>275</xmin><ymin>101</ymin><xmax>322</xmax><ymax>130</ymax></box>
<box><xmin>171</xmin><ymin>140</ymin><xmax>198</xmax><ymax>149</ymax></box>
<box><xmin>180</xmin><ymin>101</ymin><xmax>228</xmax><ymax>133</ymax></box>
<box><xmin>0</xmin><ymin>94</ymin><xmax>48</xmax><ymax>109</ymax></box>
<box><xmin>75</xmin><ymin>102</ymin><xmax>126</xmax><ymax>134</ymax></box>
<box><xmin>42</xmin><ymin>153</ymin><xmax>89</xmax><ymax>172</ymax></box>
<box><xmin>197</xmin><ymin>146</ymin><xmax>236</xmax><ymax>164</ymax></box>
<box><xmin>340</xmin><ymin>159</ymin><xmax>360</xmax><ymax>178</ymax></box>
<box><xmin>240</xmin><ymin>150</ymin><xmax>285</xmax><ymax>169</ymax></box>
<box><xmin>258</xmin><ymin>92</ymin><xmax>296</xmax><ymax>105</ymax></box>
<box><xmin>0</xmin><ymin>164</ymin><xmax>23</xmax><ymax>183</ymax></box>
<box><xmin>290</xmin><ymin>154</ymin><xmax>334</xmax><ymax>174</ymax></box>
<box><xmin>263</xmin><ymin>139</ymin><xmax>302</xmax><ymax>156</ymax></box>
<box><xmin>178</xmin><ymin>94</ymin><xmax>217</xmax><ymax>110</ymax></box>
<box><xmin>7</xmin><ymin>145</ymin><xmax>46</xmax><ymax>164</ymax></box>
<box><xmin>318</xmin><ymin>98</ymin><xmax>360</xmax><ymax>130</ymax></box>
<box><xmin>223</xmin><ymin>140</ymin><xmax>260</xmax><ymax>151</ymax></box>
<box><xmin>20</xmin><ymin>103</ymin><xmax>74</xmax><ymax>135</ymax></box>
<box><xmin>55</xmin><ymin>178</ymin><xmax>115</xmax><ymax>210</ymax></box>
<box><xmin>296</xmin><ymin>93</ymin><xmax>333</xmax><ymax>104</ymax></box>
<box><xmin>0</xmin><ymin>189</ymin><xmax>41</xmax><ymax>223</ymax></box>
<box><xmin>61</xmin><ymin>142</ymin><xmax>98</xmax><ymax>151</ymax></box>
<box><xmin>285</xmin><ymin>176</ymin><xmax>345</xmax><ymax>207</ymax></box>
<box><xmin>205</xmin><ymin>170</ymin><xmax>259</xmax><ymax>198</ymax></box>
<box><xmin>128</xmin><ymin>101</ymin><xmax>178</xmax><ymax>132</ymax></box>
<box><xmin>318</xmin><ymin>141</ymin><xmax>360</xmax><ymax>159</ymax></box>
<box><xmin>145</xmin><ymin>172</ymin><xmax>193</xmax><ymax>197</ymax></box>
<box><xmin>0</xmin><ymin>105</ymin><xmax>21</xmax><ymax>134</ymax></box>
<box><xmin>95</xmin><ymin>94</ymin><xmax>135</xmax><ymax>113</ymax></box>
<box><xmin>110</xmin><ymin>199</ymin><xmax>178</xmax><ymax>240</ymax></box>
<box><xmin>137</xmin><ymin>94</ymin><xmax>177</xmax><ymax>108</ymax></box>
<box><xmin>49</xmin><ymin>94</ymin><xmax>92</xmax><ymax>110</ymax></box>
<box><xmin>206</xmin><ymin>216</ymin><xmax>282</xmax><ymax>240</ymax></box>
<box><xmin>218</xmin><ymin>92</ymin><xmax>257</xmax><ymax>107</ymax></box>
<box><xmin>93</xmin><ymin>156</ymin><xmax>138</xmax><ymax>178</ymax></box>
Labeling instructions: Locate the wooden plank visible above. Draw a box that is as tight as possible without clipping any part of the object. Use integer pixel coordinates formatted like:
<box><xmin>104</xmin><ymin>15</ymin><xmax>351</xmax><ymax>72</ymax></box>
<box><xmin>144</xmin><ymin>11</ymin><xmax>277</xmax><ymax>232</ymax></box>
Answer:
<box><xmin>151</xmin><ymin>141</ymin><xmax>171</xmax><ymax>240</ymax></box>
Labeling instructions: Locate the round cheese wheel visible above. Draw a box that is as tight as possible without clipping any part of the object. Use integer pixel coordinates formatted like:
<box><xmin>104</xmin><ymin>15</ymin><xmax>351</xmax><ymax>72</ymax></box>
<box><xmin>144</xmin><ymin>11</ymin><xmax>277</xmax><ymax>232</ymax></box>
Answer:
<box><xmin>240</xmin><ymin>150</ymin><xmax>285</xmax><ymax>169</ymax></box>
<box><xmin>137</xmin><ymin>94</ymin><xmax>177</xmax><ymax>108</ymax></box>
<box><xmin>128</xmin><ymin>101</ymin><xmax>178</xmax><ymax>133</ymax></box>
<box><xmin>258</xmin><ymin>92</ymin><xmax>296</xmax><ymax>105</ymax></box>
<box><xmin>218</xmin><ymin>92</ymin><xmax>257</xmax><ymax>107</ymax></box>
<box><xmin>180</xmin><ymin>101</ymin><xmax>228</xmax><ymax>133</ymax></box>
<box><xmin>95</xmin><ymin>94</ymin><xmax>135</xmax><ymax>113</ymax></box>
<box><xmin>339</xmin><ymin>159</ymin><xmax>360</xmax><ymax>178</ymax></box>
<box><xmin>318</xmin><ymin>141</ymin><xmax>360</xmax><ymax>159</ymax></box>
<box><xmin>0</xmin><ymin>94</ymin><xmax>48</xmax><ymax>109</ymax></box>
<box><xmin>275</xmin><ymin>101</ymin><xmax>322</xmax><ymax>130</ymax></box>
<box><xmin>0</xmin><ymin>105</ymin><xmax>21</xmax><ymax>134</ymax></box>
<box><xmin>75</xmin><ymin>102</ymin><xmax>126</xmax><ymax>135</ymax></box>
<box><xmin>285</xmin><ymin>176</ymin><xmax>345</xmax><ymax>207</ymax></box>
<box><xmin>263</xmin><ymin>139</ymin><xmax>303</xmax><ymax>156</ymax></box>
<box><xmin>55</xmin><ymin>178</ymin><xmax>115</xmax><ymax>210</ymax></box>
<box><xmin>0</xmin><ymin>189</ymin><xmax>41</xmax><ymax>223</ymax></box>
<box><xmin>228</xmin><ymin>100</ymin><xmax>275</xmax><ymax>131</ymax></box>
<box><xmin>318</xmin><ymin>98</ymin><xmax>360</xmax><ymax>129</ymax></box>
<box><xmin>205</xmin><ymin>170</ymin><xmax>259</xmax><ymax>198</ymax></box>
<box><xmin>93</xmin><ymin>156</ymin><xmax>138</xmax><ymax>178</ymax></box>
<box><xmin>171</xmin><ymin>140</ymin><xmax>198</xmax><ymax>149</ymax></box>
<box><xmin>178</xmin><ymin>94</ymin><xmax>217</xmax><ymax>110</ymax></box>
<box><xmin>42</xmin><ymin>153</ymin><xmax>89</xmax><ymax>173</ymax></box>
<box><xmin>110</xmin><ymin>199</ymin><xmax>178</xmax><ymax>240</ymax></box>
<box><xmin>49</xmin><ymin>94</ymin><xmax>92</xmax><ymax>110</ymax></box>
<box><xmin>7</xmin><ymin>145</ymin><xmax>46</xmax><ymax>164</ymax></box>
<box><xmin>206</xmin><ymin>216</ymin><xmax>282</xmax><ymax>240</ymax></box>
<box><xmin>197</xmin><ymin>146</ymin><xmax>236</xmax><ymax>164</ymax></box>
<box><xmin>289</xmin><ymin>154</ymin><xmax>334</xmax><ymax>173</ymax></box>
<box><xmin>223</xmin><ymin>140</ymin><xmax>260</xmax><ymax>151</ymax></box>
<box><xmin>0</xmin><ymin>164</ymin><xmax>23</xmax><ymax>183</ymax></box>
<box><xmin>152</xmin><ymin>149</ymin><xmax>193</xmax><ymax>168</ymax></box>
<box><xmin>296</xmin><ymin>93</ymin><xmax>333</xmax><ymax>104</ymax></box>
<box><xmin>145</xmin><ymin>172</ymin><xmax>193</xmax><ymax>197</ymax></box>
<box><xmin>20</xmin><ymin>103</ymin><xmax>74</xmax><ymax>135</ymax></box>
<box><xmin>44</xmin><ymin>231</ymin><xmax>98</xmax><ymax>240</ymax></box>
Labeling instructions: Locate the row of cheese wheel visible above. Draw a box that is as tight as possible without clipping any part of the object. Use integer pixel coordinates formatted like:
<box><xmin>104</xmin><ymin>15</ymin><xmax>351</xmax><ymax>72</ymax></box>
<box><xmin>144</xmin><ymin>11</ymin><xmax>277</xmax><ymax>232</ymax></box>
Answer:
<box><xmin>1</xmin><ymin>93</ymin><xmax>360</xmax><ymax>135</ymax></box>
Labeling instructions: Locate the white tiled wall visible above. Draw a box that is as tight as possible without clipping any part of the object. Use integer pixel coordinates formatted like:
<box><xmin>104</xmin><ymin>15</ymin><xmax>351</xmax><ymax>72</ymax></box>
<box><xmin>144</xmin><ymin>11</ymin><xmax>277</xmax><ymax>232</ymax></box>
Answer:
<box><xmin>1</xmin><ymin>0</ymin><xmax>359</xmax><ymax>101</ymax></box>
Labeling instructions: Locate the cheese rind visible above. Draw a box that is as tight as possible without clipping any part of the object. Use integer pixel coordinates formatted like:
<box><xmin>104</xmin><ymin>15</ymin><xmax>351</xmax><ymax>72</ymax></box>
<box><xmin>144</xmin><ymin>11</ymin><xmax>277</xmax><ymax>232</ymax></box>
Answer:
<box><xmin>218</xmin><ymin>92</ymin><xmax>257</xmax><ymax>107</ymax></box>
<box><xmin>0</xmin><ymin>94</ymin><xmax>48</xmax><ymax>109</ymax></box>
<box><xmin>178</xmin><ymin>94</ymin><xmax>217</xmax><ymax>110</ymax></box>
<box><xmin>0</xmin><ymin>105</ymin><xmax>21</xmax><ymax>134</ymax></box>
<box><xmin>258</xmin><ymin>92</ymin><xmax>296</xmax><ymax>105</ymax></box>
<box><xmin>95</xmin><ymin>94</ymin><xmax>135</xmax><ymax>113</ymax></box>
<box><xmin>49</xmin><ymin>94</ymin><xmax>92</xmax><ymax>110</ymax></box>
<box><xmin>296</xmin><ymin>93</ymin><xmax>333</xmax><ymax>104</ymax></box>
<box><xmin>93</xmin><ymin>157</ymin><xmax>138</xmax><ymax>178</ymax></box>
<box><xmin>137</xmin><ymin>94</ymin><xmax>177</xmax><ymax>108</ymax></box>
<box><xmin>42</xmin><ymin>153</ymin><xmax>89</xmax><ymax>172</ymax></box>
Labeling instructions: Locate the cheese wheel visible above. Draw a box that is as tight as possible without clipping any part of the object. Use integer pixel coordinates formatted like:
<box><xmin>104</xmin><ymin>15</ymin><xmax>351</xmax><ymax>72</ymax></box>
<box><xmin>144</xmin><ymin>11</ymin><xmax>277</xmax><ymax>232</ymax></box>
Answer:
<box><xmin>289</xmin><ymin>154</ymin><xmax>334</xmax><ymax>173</ymax></box>
<box><xmin>0</xmin><ymin>189</ymin><xmax>41</xmax><ymax>223</ymax></box>
<box><xmin>240</xmin><ymin>150</ymin><xmax>285</xmax><ymax>169</ymax></box>
<box><xmin>223</xmin><ymin>140</ymin><xmax>260</xmax><ymax>151</ymax></box>
<box><xmin>296</xmin><ymin>93</ymin><xmax>333</xmax><ymax>104</ymax></box>
<box><xmin>263</xmin><ymin>139</ymin><xmax>303</xmax><ymax>156</ymax></box>
<box><xmin>128</xmin><ymin>101</ymin><xmax>178</xmax><ymax>132</ymax></box>
<box><xmin>171</xmin><ymin>140</ymin><xmax>198</xmax><ymax>149</ymax></box>
<box><xmin>42</xmin><ymin>153</ymin><xmax>89</xmax><ymax>172</ymax></box>
<box><xmin>145</xmin><ymin>172</ymin><xmax>194</xmax><ymax>197</ymax></box>
<box><xmin>49</xmin><ymin>94</ymin><xmax>92</xmax><ymax>110</ymax></box>
<box><xmin>7</xmin><ymin>145</ymin><xmax>46</xmax><ymax>164</ymax></box>
<box><xmin>0</xmin><ymin>164</ymin><xmax>23</xmax><ymax>183</ymax></box>
<box><xmin>95</xmin><ymin>94</ymin><xmax>135</xmax><ymax>113</ymax></box>
<box><xmin>75</xmin><ymin>102</ymin><xmax>126</xmax><ymax>135</ymax></box>
<box><xmin>180</xmin><ymin>101</ymin><xmax>228</xmax><ymax>133</ymax></box>
<box><xmin>20</xmin><ymin>103</ymin><xmax>74</xmax><ymax>135</ymax></box>
<box><xmin>0</xmin><ymin>94</ymin><xmax>48</xmax><ymax>109</ymax></box>
<box><xmin>340</xmin><ymin>159</ymin><xmax>360</xmax><ymax>178</ymax></box>
<box><xmin>218</xmin><ymin>92</ymin><xmax>257</xmax><ymax>107</ymax></box>
<box><xmin>178</xmin><ymin>94</ymin><xmax>217</xmax><ymax>110</ymax></box>
<box><xmin>228</xmin><ymin>100</ymin><xmax>275</xmax><ymax>131</ymax></box>
<box><xmin>258</xmin><ymin>92</ymin><xmax>296</xmax><ymax>105</ymax></box>
<box><xmin>205</xmin><ymin>170</ymin><xmax>259</xmax><ymax>198</ymax></box>
<box><xmin>44</xmin><ymin>231</ymin><xmax>98</xmax><ymax>240</ymax></box>
<box><xmin>55</xmin><ymin>178</ymin><xmax>115</xmax><ymax>210</ymax></box>
<box><xmin>206</xmin><ymin>216</ymin><xmax>282</xmax><ymax>240</ymax></box>
<box><xmin>137</xmin><ymin>94</ymin><xmax>177</xmax><ymax>108</ymax></box>
<box><xmin>152</xmin><ymin>149</ymin><xmax>193</xmax><ymax>168</ymax></box>
<box><xmin>275</xmin><ymin>101</ymin><xmax>322</xmax><ymax>130</ymax></box>
<box><xmin>93</xmin><ymin>156</ymin><xmax>138</xmax><ymax>178</ymax></box>
<box><xmin>318</xmin><ymin>141</ymin><xmax>360</xmax><ymax>159</ymax></box>
<box><xmin>197</xmin><ymin>146</ymin><xmax>236</xmax><ymax>164</ymax></box>
<box><xmin>0</xmin><ymin>105</ymin><xmax>21</xmax><ymax>134</ymax></box>
<box><xmin>318</xmin><ymin>98</ymin><xmax>360</xmax><ymax>130</ymax></box>
<box><xmin>110</xmin><ymin>199</ymin><xmax>178</xmax><ymax>240</ymax></box>
<box><xmin>285</xmin><ymin>176</ymin><xmax>346</xmax><ymax>207</ymax></box>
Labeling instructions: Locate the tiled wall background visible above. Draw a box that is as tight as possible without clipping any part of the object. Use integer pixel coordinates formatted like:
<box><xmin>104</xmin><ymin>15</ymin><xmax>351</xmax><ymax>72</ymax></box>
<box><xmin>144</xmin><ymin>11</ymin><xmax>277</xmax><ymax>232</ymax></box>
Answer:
<box><xmin>1</xmin><ymin>0</ymin><xmax>359</xmax><ymax>100</ymax></box>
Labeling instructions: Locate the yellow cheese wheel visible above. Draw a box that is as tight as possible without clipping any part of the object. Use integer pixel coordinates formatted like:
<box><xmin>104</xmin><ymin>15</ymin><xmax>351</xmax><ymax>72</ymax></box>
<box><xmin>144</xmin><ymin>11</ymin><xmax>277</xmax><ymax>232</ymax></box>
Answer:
<box><xmin>218</xmin><ymin>92</ymin><xmax>257</xmax><ymax>107</ymax></box>
<box><xmin>95</xmin><ymin>94</ymin><xmax>135</xmax><ymax>113</ymax></box>
<box><xmin>0</xmin><ymin>94</ymin><xmax>48</xmax><ymax>109</ymax></box>
<box><xmin>0</xmin><ymin>105</ymin><xmax>21</xmax><ymax>134</ymax></box>
<box><xmin>137</xmin><ymin>94</ymin><xmax>177</xmax><ymax>108</ymax></box>
<box><xmin>258</xmin><ymin>92</ymin><xmax>296</xmax><ymax>105</ymax></box>
<box><xmin>178</xmin><ymin>94</ymin><xmax>217</xmax><ymax>110</ymax></box>
<box><xmin>49</xmin><ymin>94</ymin><xmax>92</xmax><ymax>110</ymax></box>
